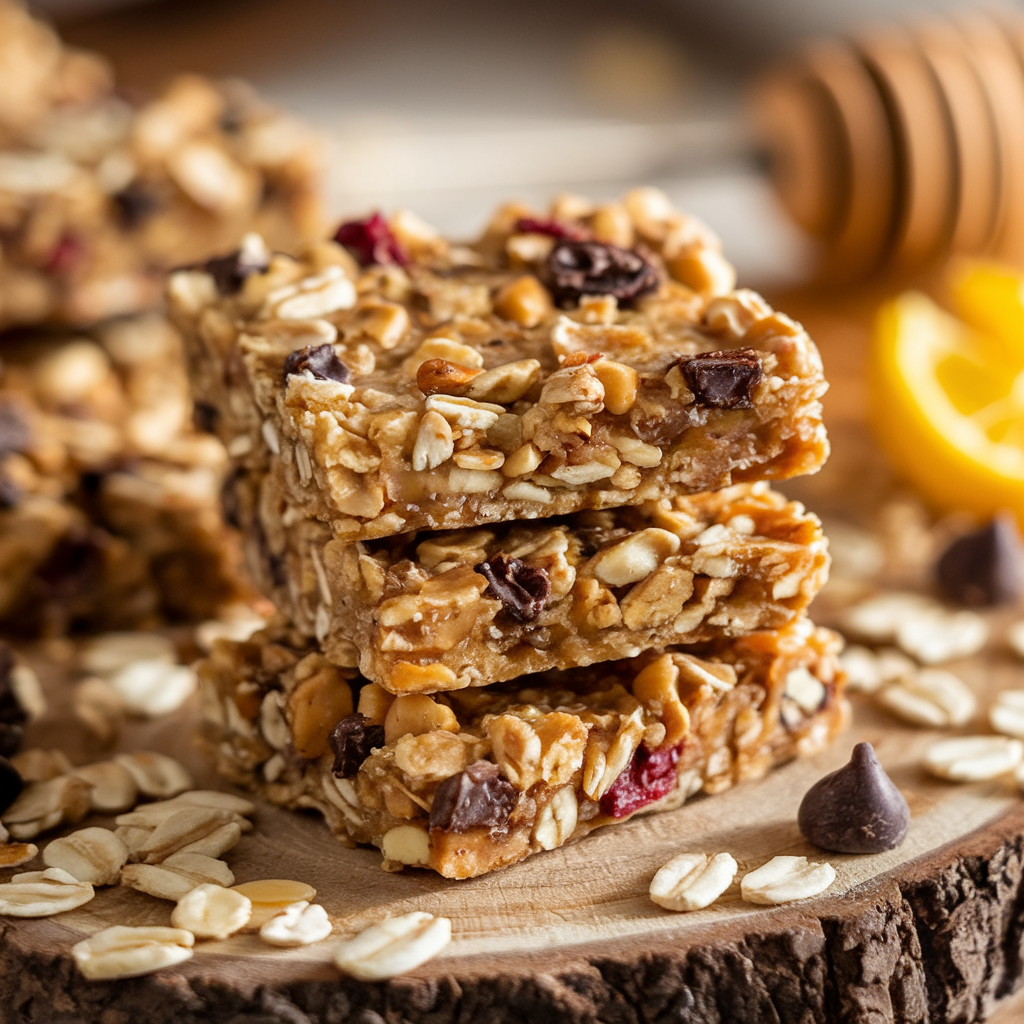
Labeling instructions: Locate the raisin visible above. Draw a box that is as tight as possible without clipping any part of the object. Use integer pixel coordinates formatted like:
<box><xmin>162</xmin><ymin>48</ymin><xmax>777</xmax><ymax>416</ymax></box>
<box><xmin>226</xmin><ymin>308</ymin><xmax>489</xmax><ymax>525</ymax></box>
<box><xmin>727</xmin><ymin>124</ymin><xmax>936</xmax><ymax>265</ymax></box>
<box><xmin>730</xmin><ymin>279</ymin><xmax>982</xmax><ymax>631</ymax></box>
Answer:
<box><xmin>282</xmin><ymin>344</ymin><xmax>350</xmax><ymax>384</ymax></box>
<box><xmin>515</xmin><ymin>217</ymin><xmax>588</xmax><ymax>241</ymax></box>
<box><xmin>36</xmin><ymin>527</ymin><xmax>107</xmax><ymax>602</ymax></box>
<box><xmin>429</xmin><ymin>760</ymin><xmax>517</xmax><ymax>833</ymax></box>
<box><xmin>330</xmin><ymin>713</ymin><xmax>385</xmax><ymax>778</ymax></box>
<box><xmin>0</xmin><ymin>401</ymin><xmax>31</xmax><ymax>457</ymax></box>
<box><xmin>333</xmin><ymin>213</ymin><xmax>408</xmax><ymax>268</ymax></box>
<box><xmin>192</xmin><ymin>402</ymin><xmax>219</xmax><ymax>434</ymax></box>
<box><xmin>0</xmin><ymin>756</ymin><xmax>23</xmax><ymax>815</ymax></box>
<box><xmin>599</xmin><ymin>742</ymin><xmax>682</xmax><ymax>819</ymax></box>
<box><xmin>936</xmin><ymin>512</ymin><xmax>1024</xmax><ymax>607</ymax></box>
<box><xmin>547</xmin><ymin>240</ymin><xmax>659</xmax><ymax>305</ymax></box>
<box><xmin>473</xmin><ymin>555</ymin><xmax>551</xmax><ymax>622</ymax></box>
<box><xmin>676</xmin><ymin>349</ymin><xmax>763</xmax><ymax>409</ymax></box>
<box><xmin>202</xmin><ymin>245</ymin><xmax>270</xmax><ymax>296</ymax></box>
<box><xmin>113</xmin><ymin>182</ymin><xmax>160</xmax><ymax>229</ymax></box>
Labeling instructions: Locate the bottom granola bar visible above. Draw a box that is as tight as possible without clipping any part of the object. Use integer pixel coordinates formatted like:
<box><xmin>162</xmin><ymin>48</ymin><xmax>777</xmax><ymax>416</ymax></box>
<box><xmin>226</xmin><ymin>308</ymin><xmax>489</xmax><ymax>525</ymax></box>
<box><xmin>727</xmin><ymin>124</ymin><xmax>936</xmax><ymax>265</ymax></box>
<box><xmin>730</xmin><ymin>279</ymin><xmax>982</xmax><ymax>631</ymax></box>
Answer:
<box><xmin>198</xmin><ymin>617</ymin><xmax>848</xmax><ymax>879</ymax></box>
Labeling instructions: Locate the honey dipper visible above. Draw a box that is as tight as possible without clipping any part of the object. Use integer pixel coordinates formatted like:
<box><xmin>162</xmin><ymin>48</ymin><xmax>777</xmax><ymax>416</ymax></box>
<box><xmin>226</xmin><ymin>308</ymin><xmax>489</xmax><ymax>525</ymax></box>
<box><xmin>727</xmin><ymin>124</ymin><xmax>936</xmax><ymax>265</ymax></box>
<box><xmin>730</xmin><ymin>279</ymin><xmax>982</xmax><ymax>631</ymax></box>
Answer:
<box><xmin>751</xmin><ymin>10</ymin><xmax>1024</xmax><ymax>280</ymax></box>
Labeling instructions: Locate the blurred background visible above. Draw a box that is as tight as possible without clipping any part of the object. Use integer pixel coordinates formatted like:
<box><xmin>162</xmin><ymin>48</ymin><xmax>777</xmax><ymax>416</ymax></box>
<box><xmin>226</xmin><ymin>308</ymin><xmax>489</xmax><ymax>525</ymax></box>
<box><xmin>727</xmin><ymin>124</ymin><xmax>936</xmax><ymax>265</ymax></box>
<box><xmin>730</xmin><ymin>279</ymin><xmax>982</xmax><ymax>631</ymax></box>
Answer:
<box><xmin>29</xmin><ymin>0</ymin><xmax>1011</xmax><ymax>287</ymax></box>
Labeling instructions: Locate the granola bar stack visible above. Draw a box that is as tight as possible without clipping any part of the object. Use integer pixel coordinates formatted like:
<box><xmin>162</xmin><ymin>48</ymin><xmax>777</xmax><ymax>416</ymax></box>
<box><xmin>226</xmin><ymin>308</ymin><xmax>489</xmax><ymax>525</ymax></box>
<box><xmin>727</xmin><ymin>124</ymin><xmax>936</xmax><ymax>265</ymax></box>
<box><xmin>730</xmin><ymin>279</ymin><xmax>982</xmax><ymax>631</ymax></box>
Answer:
<box><xmin>0</xmin><ymin>0</ymin><xmax>324</xmax><ymax>631</ymax></box>
<box><xmin>173</xmin><ymin>190</ymin><xmax>849</xmax><ymax>879</ymax></box>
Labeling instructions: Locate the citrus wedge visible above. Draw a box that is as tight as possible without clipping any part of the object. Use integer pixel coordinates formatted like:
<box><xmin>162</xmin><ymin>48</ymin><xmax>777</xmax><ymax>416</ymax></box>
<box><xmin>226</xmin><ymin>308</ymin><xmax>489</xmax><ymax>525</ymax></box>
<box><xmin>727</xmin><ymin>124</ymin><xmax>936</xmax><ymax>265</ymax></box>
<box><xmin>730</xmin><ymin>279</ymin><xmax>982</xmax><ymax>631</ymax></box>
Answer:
<box><xmin>870</xmin><ymin>289</ymin><xmax>1024</xmax><ymax>526</ymax></box>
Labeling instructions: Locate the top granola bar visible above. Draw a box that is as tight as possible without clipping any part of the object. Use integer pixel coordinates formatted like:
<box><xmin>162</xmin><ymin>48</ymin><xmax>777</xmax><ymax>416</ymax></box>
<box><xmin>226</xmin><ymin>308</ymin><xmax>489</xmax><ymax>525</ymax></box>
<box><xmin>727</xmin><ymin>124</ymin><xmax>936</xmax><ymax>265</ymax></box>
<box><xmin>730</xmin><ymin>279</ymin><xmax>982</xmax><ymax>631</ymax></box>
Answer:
<box><xmin>170</xmin><ymin>189</ymin><xmax>829</xmax><ymax>541</ymax></box>
<box><xmin>0</xmin><ymin>0</ymin><xmax>323</xmax><ymax>329</ymax></box>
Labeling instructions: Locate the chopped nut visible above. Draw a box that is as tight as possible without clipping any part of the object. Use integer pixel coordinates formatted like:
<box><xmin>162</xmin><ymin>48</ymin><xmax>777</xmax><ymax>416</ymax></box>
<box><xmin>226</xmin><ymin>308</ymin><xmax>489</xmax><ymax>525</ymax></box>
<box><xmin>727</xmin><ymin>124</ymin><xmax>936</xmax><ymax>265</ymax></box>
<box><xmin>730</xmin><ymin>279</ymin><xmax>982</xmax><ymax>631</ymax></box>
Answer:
<box><xmin>333</xmin><ymin>912</ymin><xmax>452</xmax><ymax>981</ymax></box>
<box><xmin>415</xmin><ymin>358</ymin><xmax>482</xmax><ymax>396</ymax></box>
<box><xmin>649</xmin><ymin>852</ymin><xmax>737</xmax><ymax>911</ymax></box>
<box><xmin>667</xmin><ymin>245</ymin><xmax>736</xmax><ymax>296</ymax></box>
<box><xmin>171</xmin><ymin>883</ymin><xmax>252</xmax><ymax>940</ymax></box>
<box><xmin>383</xmin><ymin>694</ymin><xmax>459</xmax><ymax>745</ymax></box>
<box><xmin>741</xmin><ymin>856</ymin><xmax>835</xmax><ymax>905</ymax></box>
<box><xmin>287</xmin><ymin>666</ymin><xmax>354</xmax><ymax>760</ymax></box>
<box><xmin>380</xmin><ymin>824</ymin><xmax>431</xmax><ymax>867</ymax></box>
<box><xmin>532</xmin><ymin>787</ymin><xmax>578</xmax><ymax>851</ymax></box>
<box><xmin>72</xmin><ymin>926</ymin><xmax>194</xmax><ymax>981</ymax></box>
<box><xmin>465</xmin><ymin>359</ymin><xmax>542</xmax><ymax>404</ymax></box>
<box><xmin>632</xmin><ymin>655</ymin><xmax>690</xmax><ymax>747</ymax></box>
<box><xmin>493</xmin><ymin>276</ymin><xmax>553</xmax><ymax>327</ymax></box>
<box><xmin>412</xmin><ymin>410</ymin><xmax>455</xmax><ymax>471</ymax></box>
<box><xmin>424</xmin><ymin>394</ymin><xmax>504</xmax><ymax>431</ymax></box>
<box><xmin>592</xmin><ymin>359</ymin><xmax>638</xmax><ymax>415</ymax></box>
<box><xmin>588</xmin><ymin>528</ymin><xmax>681</xmax><ymax>587</ymax></box>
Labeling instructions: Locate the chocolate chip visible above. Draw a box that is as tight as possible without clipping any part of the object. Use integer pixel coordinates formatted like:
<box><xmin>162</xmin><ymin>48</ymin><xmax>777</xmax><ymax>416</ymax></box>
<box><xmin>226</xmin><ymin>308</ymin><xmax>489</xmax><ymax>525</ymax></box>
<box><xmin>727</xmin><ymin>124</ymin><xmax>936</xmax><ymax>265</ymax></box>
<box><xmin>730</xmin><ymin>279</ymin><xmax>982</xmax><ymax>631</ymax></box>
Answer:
<box><xmin>429</xmin><ymin>760</ymin><xmax>517</xmax><ymax>833</ymax></box>
<box><xmin>202</xmin><ymin>245</ymin><xmax>270</xmax><ymax>296</ymax></box>
<box><xmin>798</xmin><ymin>742</ymin><xmax>909</xmax><ymax>854</ymax></box>
<box><xmin>112</xmin><ymin>182</ymin><xmax>160</xmax><ymax>229</ymax></box>
<box><xmin>329</xmin><ymin>713</ymin><xmax>385</xmax><ymax>778</ymax></box>
<box><xmin>547</xmin><ymin>240</ymin><xmax>659</xmax><ymax>305</ymax></box>
<box><xmin>0</xmin><ymin>400</ymin><xmax>31</xmax><ymax>458</ymax></box>
<box><xmin>514</xmin><ymin>216</ymin><xmax>589</xmax><ymax>241</ymax></box>
<box><xmin>936</xmin><ymin>512</ymin><xmax>1024</xmax><ymax>607</ymax></box>
<box><xmin>333</xmin><ymin>213</ymin><xmax>408</xmax><ymax>268</ymax></box>
<box><xmin>192</xmin><ymin>402</ymin><xmax>219</xmax><ymax>434</ymax></box>
<box><xmin>676</xmin><ymin>349</ymin><xmax>763</xmax><ymax>409</ymax></box>
<box><xmin>473</xmin><ymin>555</ymin><xmax>551</xmax><ymax>622</ymax></box>
<box><xmin>0</xmin><ymin>756</ymin><xmax>23</xmax><ymax>815</ymax></box>
<box><xmin>282</xmin><ymin>344</ymin><xmax>350</xmax><ymax>384</ymax></box>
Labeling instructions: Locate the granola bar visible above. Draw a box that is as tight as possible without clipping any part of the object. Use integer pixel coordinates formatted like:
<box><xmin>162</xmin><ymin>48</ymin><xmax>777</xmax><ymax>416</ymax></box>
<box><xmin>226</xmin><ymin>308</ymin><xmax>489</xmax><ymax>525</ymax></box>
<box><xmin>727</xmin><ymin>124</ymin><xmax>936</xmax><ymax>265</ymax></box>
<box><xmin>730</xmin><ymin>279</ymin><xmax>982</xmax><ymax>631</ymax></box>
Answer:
<box><xmin>0</xmin><ymin>0</ymin><xmax>322</xmax><ymax>329</ymax></box>
<box><xmin>169</xmin><ymin>189</ymin><xmax>828</xmax><ymax>542</ymax></box>
<box><xmin>197</xmin><ymin>615</ymin><xmax>847</xmax><ymax>879</ymax></box>
<box><xmin>0</xmin><ymin>314</ymin><xmax>253</xmax><ymax>632</ymax></box>
<box><xmin>230</xmin><ymin>472</ymin><xmax>830</xmax><ymax>692</ymax></box>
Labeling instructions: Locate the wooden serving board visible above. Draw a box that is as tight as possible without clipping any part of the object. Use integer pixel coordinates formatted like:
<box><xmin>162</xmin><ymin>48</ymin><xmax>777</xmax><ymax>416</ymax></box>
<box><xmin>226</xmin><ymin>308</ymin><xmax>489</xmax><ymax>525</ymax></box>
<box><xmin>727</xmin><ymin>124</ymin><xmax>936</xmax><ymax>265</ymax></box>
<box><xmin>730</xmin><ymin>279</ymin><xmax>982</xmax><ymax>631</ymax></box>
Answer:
<box><xmin>5</xmin><ymin>296</ymin><xmax>1024</xmax><ymax>1024</ymax></box>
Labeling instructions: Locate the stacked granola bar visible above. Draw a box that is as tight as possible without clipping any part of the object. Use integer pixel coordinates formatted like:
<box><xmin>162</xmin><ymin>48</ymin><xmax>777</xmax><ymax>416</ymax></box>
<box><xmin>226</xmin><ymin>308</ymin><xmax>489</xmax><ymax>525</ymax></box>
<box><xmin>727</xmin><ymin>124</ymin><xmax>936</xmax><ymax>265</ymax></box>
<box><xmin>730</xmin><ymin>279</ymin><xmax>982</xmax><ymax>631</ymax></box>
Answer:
<box><xmin>176</xmin><ymin>190</ymin><xmax>848</xmax><ymax>878</ymax></box>
<box><xmin>0</xmin><ymin>0</ymin><xmax>323</xmax><ymax>631</ymax></box>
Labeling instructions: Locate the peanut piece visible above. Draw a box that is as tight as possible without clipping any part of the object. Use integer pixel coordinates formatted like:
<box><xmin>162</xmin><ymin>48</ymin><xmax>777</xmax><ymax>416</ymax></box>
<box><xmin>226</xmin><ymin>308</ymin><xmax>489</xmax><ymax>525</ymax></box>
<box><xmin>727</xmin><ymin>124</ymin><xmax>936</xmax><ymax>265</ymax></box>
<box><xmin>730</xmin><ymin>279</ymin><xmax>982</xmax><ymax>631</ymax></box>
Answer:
<box><xmin>493</xmin><ymin>276</ymin><xmax>553</xmax><ymax>328</ymax></box>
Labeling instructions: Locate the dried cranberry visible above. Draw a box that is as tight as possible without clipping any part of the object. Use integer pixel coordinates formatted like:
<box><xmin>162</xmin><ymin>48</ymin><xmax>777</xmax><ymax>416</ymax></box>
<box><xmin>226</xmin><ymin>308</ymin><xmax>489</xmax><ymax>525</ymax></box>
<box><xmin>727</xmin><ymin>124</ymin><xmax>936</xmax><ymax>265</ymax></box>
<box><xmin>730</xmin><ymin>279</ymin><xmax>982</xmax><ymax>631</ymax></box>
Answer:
<box><xmin>599</xmin><ymin>742</ymin><xmax>682</xmax><ymax>819</ymax></box>
<box><xmin>330</xmin><ymin>714</ymin><xmax>385</xmax><ymax>778</ymax></box>
<box><xmin>514</xmin><ymin>217</ymin><xmax>589</xmax><ymax>241</ymax></box>
<box><xmin>676</xmin><ymin>349</ymin><xmax>763</xmax><ymax>409</ymax></box>
<box><xmin>547</xmin><ymin>240</ymin><xmax>659</xmax><ymax>306</ymax></box>
<box><xmin>333</xmin><ymin>213</ymin><xmax>408</xmax><ymax>268</ymax></box>
<box><xmin>0</xmin><ymin>756</ymin><xmax>23</xmax><ymax>815</ymax></box>
<box><xmin>45</xmin><ymin>234</ymin><xmax>85</xmax><ymax>276</ymax></box>
<box><xmin>474</xmin><ymin>555</ymin><xmax>552</xmax><ymax>622</ymax></box>
<box><xmin>429</xmin><ymin>761</ymin><xmax>517</xmax><ymax>833</ymax></box>
<box><xmin>283</xmin><ymin>344</ymin><xmax>350</xmax><ymax>384</ymax></box>
<box><xmin>202</xmin><ymin>244</ymin><xmax>269</xmax><ymax>296</ymax></box>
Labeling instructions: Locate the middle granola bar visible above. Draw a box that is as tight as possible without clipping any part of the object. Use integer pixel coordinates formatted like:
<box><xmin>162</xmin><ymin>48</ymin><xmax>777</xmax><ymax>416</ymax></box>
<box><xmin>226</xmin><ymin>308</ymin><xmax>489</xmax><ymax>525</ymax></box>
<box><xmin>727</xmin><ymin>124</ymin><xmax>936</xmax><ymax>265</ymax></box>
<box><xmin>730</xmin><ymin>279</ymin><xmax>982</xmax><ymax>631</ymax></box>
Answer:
<box><xmin>231</xmin><ymin>474</ymin><xmax>829</xmax><ymax>692</ymax></box>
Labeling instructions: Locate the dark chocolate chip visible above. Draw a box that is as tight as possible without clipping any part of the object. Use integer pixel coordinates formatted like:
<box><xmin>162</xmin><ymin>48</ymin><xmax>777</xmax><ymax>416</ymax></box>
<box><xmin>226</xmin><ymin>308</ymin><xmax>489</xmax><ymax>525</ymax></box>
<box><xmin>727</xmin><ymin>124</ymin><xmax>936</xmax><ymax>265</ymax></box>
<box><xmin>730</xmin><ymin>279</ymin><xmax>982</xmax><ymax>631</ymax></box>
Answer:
<box><xmin>282</xmin><ymin>344</ymin><xmax>350</xmax><ymax>384</ymax></box>
<box><xmin>936</xmin><ymin>512</ymin><xmax>1024</xmax><ymax>607</ymax></box>
<box><xmin>798</xmin><ymin>742</ymin><xmax>909</xmax><ymax>854</ymax></box>
<box><xmin>112</xmin><ymin>182</ymin><xmax>160</xmax><ymax>229</ymax></box>
<box><xmin>192</xmin><ymin>402</ymin><xmax>219</xmax><ymax>434</ymax></box>
<box><xmin>0</xmin><ymin>400</ymin><xmax>31</xmax><ymax>458</ymax></box>
<box><xmin>330</xmin><ymin>713</ymin><xmax>385</xmax><ymax>778</ymax></box>
<box><xmin>547</xmin><ymin>240</ymin><xmax>660</xmax><ymax>305</ymax></box>
<box><xmin>473</xmin><ymin>555</ymin><xmax>552</xmax><ymax>622</ymax></box>
<box><xmin>676</xmin><ymin>349</ymin><xmax>763</xmax><ymax>409</ymax></box>
<box><xmin>429</xmin><ymin>760</ymin><xmax>517</xmax><ymax>833</ymax></box>
<box><xmin>514</xmin><ymin>216</ymin><xmax>589</xmax><ymax>241</ymax></box>
<box><xmin>0</xmin><ymin>755</ymin><xmax>23</xmax><ymax>815</ymax></box>
<box><xmin>333</xmin><ymin>212</ymin><xmax>408</xmax><ymax>268</ymax></box>
<box><xmin>202</xmin><ymin>244</ymin><xmax>270</xmax><ymax>296</ymax></box>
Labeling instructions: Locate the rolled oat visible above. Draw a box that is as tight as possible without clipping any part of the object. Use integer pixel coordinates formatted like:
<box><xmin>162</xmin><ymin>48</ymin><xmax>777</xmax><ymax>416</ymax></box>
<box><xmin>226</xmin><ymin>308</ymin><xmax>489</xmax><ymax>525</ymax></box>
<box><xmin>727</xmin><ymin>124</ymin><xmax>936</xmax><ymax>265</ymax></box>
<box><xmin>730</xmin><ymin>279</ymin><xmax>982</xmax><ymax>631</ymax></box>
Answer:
<box><xmin>72</xmin><ymin>926</ymin><xmax>194</xmax><ymax>980</ymax></box>
<box><xmin>923</xmin><ymin>735</ymin><xmax>1024</xmax><ymax>781</ymax></box>
<box><xmin>333</xmin><ymin>912</ymin><xmax>451</xmax><ymax>981</ymax></box>
<box><xmin>649</xmin><ymin>852</ymin><xmax>737</xmax><ymax>911</ymax></box>
<box><xmin>740</xmin><ymin>856</ymin><xmax>836</xmax><ymax>905</ymax></box>
<box><xmin>260</xmin><ymin>901</ymin><xmax>333</xmax><ymax>947</ymax></box>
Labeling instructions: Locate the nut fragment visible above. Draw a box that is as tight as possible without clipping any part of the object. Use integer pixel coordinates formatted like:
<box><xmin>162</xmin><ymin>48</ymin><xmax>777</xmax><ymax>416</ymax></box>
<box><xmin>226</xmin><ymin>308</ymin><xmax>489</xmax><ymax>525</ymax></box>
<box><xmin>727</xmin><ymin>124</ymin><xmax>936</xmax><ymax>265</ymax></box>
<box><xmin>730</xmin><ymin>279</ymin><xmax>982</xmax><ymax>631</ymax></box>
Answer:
<box><xmin>383</xmin><ymin>694</ymin><xmax>458</xmax><ymax>745</ymax></box>
<box><xmin>493</xmin><ymin>276</ymin><xmax>553</xmax><ymax>327</ymax></box>
<box><xmin>333</xmin><ymin>912</ymin><xmax>452</xmax><ymax>981</ymax></box>
<box><xmin>380</xmin><ymin>824</ymin><xmax>431</xmax><ymax>867</ymax></box>
<box><xmin>415</xmin><ymin>358</ymin><xmax>482</xmax><ymax>396</ymax></box>
<box><xmin>649</xmin><ymin>852</ymin><xmax>738</xmax><ymax>912</ymax></box>
<box><xmin>989</xmin><ymin>690</ymin><xmax>1024</xmax><ymax>738</ymax></box>
<box><xmin>171</xmin><ymin>883</ymin><xmax>252</xmax><ymax>940</ymax></box>
<box><xmin>589</xmin><ymin>529</ymin><xmax>681</xmax><ymax>587</ymax></box>
<box><xmin>740</xmin><ymin>856</ymin><xmax>836</xmax><ymax>905</ymax></box>
<box><xmin>875</xmin><ymin>669</ymin><xmax>977</xmax><ymax>728</ymax></box>
<box><xmin>923</xmin><ymin>735</ymin><xmax>1024</xmax><ymax>781</ymax></box>
<box><xmin>260</xmin><ymin>901</ymin><xmax>333</xmax><ymax>947</ymax></box>
<box><xmin>0</xmin><ymin>867</ymin><xmax>94</xmax><ymax>916</ymax></box>
<box><xmin>531</xmin><ymin>787</ymin><xmax>578</xmax><ymax>851</ymax></box>
<box><xmin>43</xmin><ymin>827</ymin><xmax>129</xmax><ymax>886</ymax></box>
<box><xmin>412</xmin><ymin>410</ymin><xmax>454</xmax><ymax>471</ymax></box>
<box><xmin>114</xmin><ymin>752</ymin><xmax>193</xmax><ymax>798</ymax></box>
<box><xmin>72</xmin><ymin>926</ymin><xmax>194</xmax><ymax>981</ymax></box>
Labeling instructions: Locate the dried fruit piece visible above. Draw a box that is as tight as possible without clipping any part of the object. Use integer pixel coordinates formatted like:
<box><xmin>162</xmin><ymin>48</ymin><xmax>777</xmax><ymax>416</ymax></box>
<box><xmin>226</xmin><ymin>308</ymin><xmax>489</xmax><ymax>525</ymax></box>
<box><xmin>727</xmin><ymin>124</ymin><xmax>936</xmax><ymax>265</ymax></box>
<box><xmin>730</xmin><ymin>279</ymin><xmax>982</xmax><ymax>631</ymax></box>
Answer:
<box><xmin>649</xmin><ymin>852</ymin><xmax>737</xmax><ymax>912</ymax></box>
<box><xmin>72</xmin><ymin>926</ymin><xmax>194</xmax><ymax>980</ymax></box>
<box><xmin>599</xmin><ymin>742</ymin><xmax>682</xmax><ymax>819</ymax></box>
<box><xmin>428</xmin><ymin>761</ymin><xmax>517</xmax><ymax>833</ymax></box>
<box><xmin>259</xmin><ymin>901</ymin><xmax>333</xmax><ymax>947</ymax></box>
<box><xmin>330</xmin><ymin>714</ymin><xmax>385</xmax><ymax>778</ymax></box>
<box><xmin>334</xmin><ymin>212</ymin><xmax>407</xmax><ymax>267</ymax></box>
<box><xmin>677</xmin><ymin>349</ymin><xmax>764</xmax><ymax>409</ymax></box>
<box><xmin>283</xmin><ymin>343</ymin><xmax>350</xmax><ymax>384</ymax></box>
<box><xmin>936</xmin><ymin>513</ymin><xmax>1024</xmax><ymax>607</ymax></box>
<box><xmin>202</xmin><ymin>234</ymin><xmax>270</xmax><ymax>295</ymax></box>
<box><xmin>547</xmin><ymin>240</ymin><xmax>659</xmax><ymax>305</ymax></box>
<box><xmin>474</xmin><ymin>555</ymin><xmax>551</xmax><ymax>622</ymax></box>
<box><xmin>923</xmin><ymin>735</ymin><xmax>1024</xmax><ymax>781</ymax></box>
<box><xmin>514</xmin><ymin>217</ymin><xmax>588</xmax><ymax>241</ymax></box>
<box><xmin>798</xmin><ymin>743</ymin><xmax>909</xmax><ymax>854</ymax></box>
<box><xmin>333</xmin><ymin>912</ymin><xmax>451</xmax><ymax>981</ymax></box>
<box><xmin>741</xmin><ymin>856</ymin><xmax>836</xmax><ymax>905</ymax></box>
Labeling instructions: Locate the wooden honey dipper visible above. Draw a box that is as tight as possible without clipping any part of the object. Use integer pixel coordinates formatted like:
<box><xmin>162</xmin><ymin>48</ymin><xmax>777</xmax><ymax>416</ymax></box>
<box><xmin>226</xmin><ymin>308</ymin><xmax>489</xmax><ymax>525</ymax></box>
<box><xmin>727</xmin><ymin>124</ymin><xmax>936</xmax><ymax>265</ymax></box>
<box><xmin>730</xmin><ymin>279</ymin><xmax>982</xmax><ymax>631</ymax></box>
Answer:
<box><xmin>752</xmin><ymin>9</ymin><xmax>1024</xmax><ymax>281</ymax></box>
